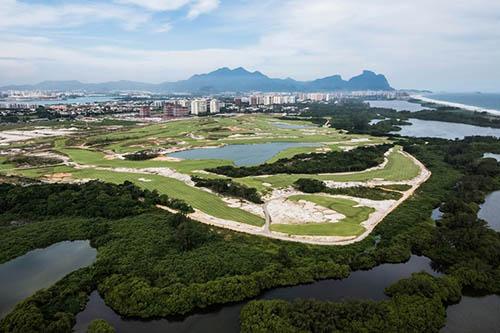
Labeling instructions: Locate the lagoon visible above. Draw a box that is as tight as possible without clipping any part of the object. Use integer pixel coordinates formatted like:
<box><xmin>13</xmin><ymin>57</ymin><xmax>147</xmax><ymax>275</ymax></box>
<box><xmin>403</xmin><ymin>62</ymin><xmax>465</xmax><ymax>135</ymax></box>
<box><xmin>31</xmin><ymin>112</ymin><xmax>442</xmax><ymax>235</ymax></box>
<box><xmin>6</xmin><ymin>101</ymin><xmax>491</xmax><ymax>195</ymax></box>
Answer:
<box><xmin>395</xmin><ymin>119</ymin><xmax>500</xmax><ymax>139</ymax></box>
<box><xmin>74</xmin><ymin>256</ymin><xmax>438</xmax><ymax>333</ymax></box>
<box><xmin>169</xmin><ymin>142</ymin><xmax>320</xmax><ymax>166</ymax></box>
<box><xmin>367</xmin><ymin>100</ymin><xmax>430</xmax><ymax>112</ymax></box>
<box><xmin>478</xmin><ymin>191</ymin><xmax>500</xmax><ymax>232</ymax></box>
<box><xmin>0</xmin><ymin>240</ymin><xmax>96</xmax><ymax>318</ymax></box>
<box><xmin>272</xmin><ymin>122</ymin><xmax>314</xmax><ymax>129</ymax></box>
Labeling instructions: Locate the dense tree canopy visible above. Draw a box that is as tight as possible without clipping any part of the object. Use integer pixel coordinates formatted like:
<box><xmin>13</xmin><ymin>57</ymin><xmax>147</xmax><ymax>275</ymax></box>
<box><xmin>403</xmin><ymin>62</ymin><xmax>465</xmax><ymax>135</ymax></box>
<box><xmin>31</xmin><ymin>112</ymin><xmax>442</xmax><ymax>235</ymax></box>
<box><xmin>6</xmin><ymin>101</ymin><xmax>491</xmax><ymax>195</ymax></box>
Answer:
<box><xmin>192</xmin><ymin>176</ymin><xmax>263</xmax><ymax>203</ymax></box>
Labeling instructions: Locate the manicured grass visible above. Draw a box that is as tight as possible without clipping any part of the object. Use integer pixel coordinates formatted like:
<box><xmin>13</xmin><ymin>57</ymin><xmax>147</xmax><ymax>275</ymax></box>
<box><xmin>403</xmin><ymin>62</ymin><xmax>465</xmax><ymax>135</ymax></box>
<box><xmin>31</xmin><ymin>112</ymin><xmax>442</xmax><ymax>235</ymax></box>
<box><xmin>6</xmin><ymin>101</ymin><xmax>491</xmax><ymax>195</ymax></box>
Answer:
<box><xmin>66</xmin><ymin>168</ymin><xmax>265</xmax><ymax>227</ymax></box>
<box><xmin>6</xmin><ymin>163</ymin><xmax>264</xmax><ymax>226</ymax></box>
<box><xmin>266</xmin><ymin>146</ymin><xmax>321</xmax><ymax>163</ymax></box>
<box><xmin>236</xmin><ymin>147</ymin><xmax>420</xmax><ymax>192</ymax></box>
<box><xmin>270</xmin><ymin>195</ymin><xmax>374</xmax><ymax>236</ymax></box>
<box><xmin>0</xmin><ymin>157</ymin><xmax>15</xmax><ymax>171</ymax></box>
<box><xmin>321</xmin><ymin>148</ymin><xmax>419</xmax><ymax>182</ymax></box>
<box><xmin>85</xmin><ymin>115</ymin><xmax>369</xmax><ymax>153</ymax></box>
<box><xmin>58</xmin><ymin>147</ymin><xmax>232</xmax><ymax>174</ymax></box>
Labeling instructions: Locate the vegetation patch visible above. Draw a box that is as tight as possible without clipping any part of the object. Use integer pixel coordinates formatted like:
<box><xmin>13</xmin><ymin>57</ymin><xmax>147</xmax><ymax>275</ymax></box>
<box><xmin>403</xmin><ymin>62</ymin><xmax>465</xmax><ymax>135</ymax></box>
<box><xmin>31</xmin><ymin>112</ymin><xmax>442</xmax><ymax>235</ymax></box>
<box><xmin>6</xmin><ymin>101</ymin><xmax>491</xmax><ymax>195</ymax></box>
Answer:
<box><xmin>0</xmin><ymin>180</ymin><xmax>193</xmax><ymax>224</ymax></box>
<box><xmin>294</xmin><ymin>178</ymin><xmax>403</xmax><ymax>200</ymax></box>
<box><xmin>3</xmin><ymin>155</ymin><xmax>63</xmax><ymax>168</ymax></box>
<box><xmin>240</xmin><ymin>273</ymin><xmax>460</xmax><ymax>333</ymax></box>
<box><xmin>191</xmin><ymin>176</ymin><xmax>263</xmax><ymax>204</ymax></box>
<box><xmin>123</xmin><ymin>150</ymin><xmax>159</xmax><ymax>161</ymax></box>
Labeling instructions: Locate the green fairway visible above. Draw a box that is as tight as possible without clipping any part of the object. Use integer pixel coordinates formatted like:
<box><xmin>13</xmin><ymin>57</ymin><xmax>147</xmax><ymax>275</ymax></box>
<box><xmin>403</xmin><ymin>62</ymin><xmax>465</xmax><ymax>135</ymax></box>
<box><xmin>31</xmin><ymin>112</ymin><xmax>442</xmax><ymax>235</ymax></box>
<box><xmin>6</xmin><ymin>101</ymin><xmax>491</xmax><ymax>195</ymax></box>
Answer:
<box><xmin>58</xmin><ymin>147</ymin><xmax>233</xmax><ymax>174</ymax></box>
<box><xmin>270</xmin><ymin>195</ymin><xmax>374</xmax><ymax>236</ymax></box>
<box><xmin>63</xmin><ymin>168</ymin><xmax>265</xmax><ymax>226</ymax></box>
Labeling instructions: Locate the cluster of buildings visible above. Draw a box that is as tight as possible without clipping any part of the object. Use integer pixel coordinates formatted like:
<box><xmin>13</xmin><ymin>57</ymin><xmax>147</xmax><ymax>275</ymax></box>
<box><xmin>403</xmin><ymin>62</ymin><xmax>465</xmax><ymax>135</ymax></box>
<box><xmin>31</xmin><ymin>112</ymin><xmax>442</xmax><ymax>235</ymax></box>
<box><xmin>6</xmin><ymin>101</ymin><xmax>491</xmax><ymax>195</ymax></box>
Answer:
<box><xmin>237</xmin><ymin>90</ymin><xmax>404</xmax><ymax>105</ymax></box>
<box><xmin>138</xmin><ymin>98</ymin><xmax>221</xmax><ymax>119</ymax></box>
<box><xmin>242</xmin><ymin>94</ymin><xmax>297</xmax><ymax>106</ymax></box>
<box><xmin>0</xmin><ymin>89</ymin><xmax>410</xmax><ymax>123</ymax></box>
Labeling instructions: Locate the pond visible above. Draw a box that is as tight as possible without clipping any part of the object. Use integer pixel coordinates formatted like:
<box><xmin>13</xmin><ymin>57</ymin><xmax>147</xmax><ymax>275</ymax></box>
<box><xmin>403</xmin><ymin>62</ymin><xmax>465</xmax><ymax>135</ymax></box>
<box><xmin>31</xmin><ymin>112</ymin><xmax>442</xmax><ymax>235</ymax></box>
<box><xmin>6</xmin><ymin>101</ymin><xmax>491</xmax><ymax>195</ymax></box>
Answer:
<box><xmin>272</xmin><ymin>122</ymin><xmax>314</xmax><ymax>129</ymax></box>
<box><xmin>395</xmin><ymin>119</ymin><xmax>500</xmax><ymax>139</ymax></box>
<box><xmin>169</xmin><ymin>142</ymin><xmax>320</xmax><ymax>166</ymax></box>
<box><xmin>366</xmin><ymin>100</ymin><xmax>430</xmax><ymax>112</ymax></box>
<box><xmin>74</xmin><ymin>256</ymin><xmax>438</xmax><ymax>333</ymax></box>
<box><xmin>0</xmin><ymin>240</ymin><xmax>97</xmax><ymax>318</ymax></box>
<box><xmin>483</xmin><ymin>152</ymin><xmax>500</xmax><ymax>161</ymax></box>
<box><xmin>432</xmin><ymin>207</ymin><xmax>444</xmax><ymax>221</ymax></box>
<box><xmin>478</xmin><ymin>191</ymin><xmax>500</xmax><ymax>232</ymax></box>
<box><xmin>369</xmin><ymin>118</ymin><xmax>391</xmax><ymax>125</ymax></box>
<box><xmin>443</xmin><ymin>295</ymin><xmax>500</xmax><ymax>333</ymax></box>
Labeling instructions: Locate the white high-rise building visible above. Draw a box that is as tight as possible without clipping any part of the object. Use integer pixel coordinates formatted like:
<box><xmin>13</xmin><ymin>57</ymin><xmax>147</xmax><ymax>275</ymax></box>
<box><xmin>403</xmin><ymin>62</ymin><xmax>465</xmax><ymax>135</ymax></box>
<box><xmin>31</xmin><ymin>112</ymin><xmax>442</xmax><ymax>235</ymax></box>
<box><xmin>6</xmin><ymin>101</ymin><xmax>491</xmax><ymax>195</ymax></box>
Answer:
<box><xmin>210</xmin><ymin>99</ymin><xmax>220</xmax><ymax>114</ymax></box>
<box><xmin>263</xmin><ymin>95</ymin><xmax>273</xmax><ymax>106</ymax></box>
<box><xmin>190</xmin><ymin>99</ymin><xmax>207</xmax><ymax>115</ymax></box>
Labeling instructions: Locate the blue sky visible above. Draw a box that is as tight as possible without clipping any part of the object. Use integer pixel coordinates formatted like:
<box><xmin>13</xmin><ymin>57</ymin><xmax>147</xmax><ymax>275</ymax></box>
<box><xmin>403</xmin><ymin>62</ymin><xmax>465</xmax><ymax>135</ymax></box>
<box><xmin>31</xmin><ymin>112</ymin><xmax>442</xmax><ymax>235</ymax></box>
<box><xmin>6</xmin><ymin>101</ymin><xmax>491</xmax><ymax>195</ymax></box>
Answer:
<box><xmin>1</xmin><ymin>0</ymin><xmax>499</xmax><ymax>91</ymax></box>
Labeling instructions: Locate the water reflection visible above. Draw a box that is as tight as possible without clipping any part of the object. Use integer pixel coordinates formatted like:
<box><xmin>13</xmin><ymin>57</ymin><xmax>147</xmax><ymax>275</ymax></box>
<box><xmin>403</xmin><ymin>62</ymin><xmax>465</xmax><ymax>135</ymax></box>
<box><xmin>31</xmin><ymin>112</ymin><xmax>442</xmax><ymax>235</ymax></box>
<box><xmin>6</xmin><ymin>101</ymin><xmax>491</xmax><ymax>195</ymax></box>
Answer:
<box><xmin>272</xmin><ymin>122</ymin><xmax>314</xmax><ymax>129</ymax></box>
<box><xmin>443</xmin><ymin>295</ymin><xmax>500</xmax><ymax>333</ymax></box>
<box><xmin>74</xmin><ymin>256</ymin><xmax>438</xmax><ymax>333</ymax></box>
<box><xmin>366</xmin><ymin>100</ymin><xmax>430</xmax><ymax>112</ymax></box>
<box><xmin>395</xmin><ymin>119</ymin><xmax>500</xmax><ymax>139</ymax></box>
<box><xmin>169</xmin><ymin>142</ymin><xmax>320</xmax><ymax>166</ymax></box>
<box><xmin>483</xmin><ymin>152</ymin><xmax>500</xmax><ymax>161</ymax></box>
<box><xmin>478</xmin><ymin>191</ymin><xmax>500</xmax><ymax>232</ymax></box>
<box><xmin>0</xmin><ymin>240</ymin><xmax>96</xmax><ymax>318</ymax></box>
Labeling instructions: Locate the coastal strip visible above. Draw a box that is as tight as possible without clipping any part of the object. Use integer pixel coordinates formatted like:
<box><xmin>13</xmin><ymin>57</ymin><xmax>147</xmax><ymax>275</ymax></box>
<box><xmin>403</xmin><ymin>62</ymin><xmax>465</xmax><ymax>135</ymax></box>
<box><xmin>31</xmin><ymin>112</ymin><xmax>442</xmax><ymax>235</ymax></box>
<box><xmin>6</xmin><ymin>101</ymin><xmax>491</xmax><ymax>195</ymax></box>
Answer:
<box><xmin>411</xmin><ymin>94</ymin><xmax>500</xmax><ymax>116</ymax></box>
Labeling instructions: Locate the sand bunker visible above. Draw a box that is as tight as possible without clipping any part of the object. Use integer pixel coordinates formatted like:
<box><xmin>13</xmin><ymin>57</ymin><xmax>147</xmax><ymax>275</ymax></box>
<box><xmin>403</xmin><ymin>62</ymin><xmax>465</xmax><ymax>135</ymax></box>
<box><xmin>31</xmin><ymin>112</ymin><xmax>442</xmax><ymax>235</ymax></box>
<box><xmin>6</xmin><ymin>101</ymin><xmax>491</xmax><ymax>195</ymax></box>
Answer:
<box><xmin>44</xmin><ymin>173</ymin><xmax>72</xmax><ymax>182</ymax></box>
<box><xmin>0</xmin><ymin>128</ymin><xmax>76</xmax><ymax>144</ymax></box>
<box><xmin>152</xmin><ymin>156</ymin><xmax>182</xmax><ymax>162</ymax></box>
<box><xmin>267</xmin><ymin>197</ymin><xmax>345</xmax><ymax>225</ymax></box>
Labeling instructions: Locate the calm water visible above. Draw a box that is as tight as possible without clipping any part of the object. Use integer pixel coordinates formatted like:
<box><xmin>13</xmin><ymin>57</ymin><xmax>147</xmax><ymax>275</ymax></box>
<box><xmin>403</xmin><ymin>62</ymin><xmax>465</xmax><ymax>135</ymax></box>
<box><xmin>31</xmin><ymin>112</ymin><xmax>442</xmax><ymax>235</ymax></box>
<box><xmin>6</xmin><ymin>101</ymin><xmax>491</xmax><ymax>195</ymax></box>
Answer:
<box><xmin>272</xmin><ymin>122</ymin><xmax>314</xmax><ymax>129</ymax></box>
<box><xmin>74</xmin><ymin>256</ymin><xmax>438</xmax><ymax>333</ymax></box>
<box><xmin>478</xmin><ymin>191</ymin><xmax>500</xmax><ymax>232</ymax></box>
<box><xmin>0</xmin><ymin>240</ymin><xmax>96</xmax><ymax>318</ymax></box>
<box><xmin>484</xmin><ymin>152</ymin><xmax>500</xmax><ymax>161</ymax></box>
<box><xmin>395</xmin><ymin>119</ymin><xmax>500</xmax><ymax>139</ymax></box>
<box><xmin>369</xmin><ymin>118</ymin><xmax>390</xmax><ymax>125</ymax></box>
<box><xmin>169</xmin><ymin>142</ymin><xmax>319</xmax><ymax>166</ymax></box>
<box><xmin>443</xmin><ymin>295</ymin><xmax>500</xmax><ymax>333</ymax></box>
<box><xmin>432</xmin><ymin>207</ymin><xmax>444</xmax><ymax>221</ymax></box>
<box><xmin>0</xmin><ymin>96</ymin><xmax>116</xmax><ymax>106</ymax></box>
<box><xmin>367</xmin><ymin>100</ymin><xmax>430</xmax><ymax>112</ymax></box>
<box><xmin>427</xmin><ymin>93</ymin><xmax>500</xmax><ymax>111</ymax></box>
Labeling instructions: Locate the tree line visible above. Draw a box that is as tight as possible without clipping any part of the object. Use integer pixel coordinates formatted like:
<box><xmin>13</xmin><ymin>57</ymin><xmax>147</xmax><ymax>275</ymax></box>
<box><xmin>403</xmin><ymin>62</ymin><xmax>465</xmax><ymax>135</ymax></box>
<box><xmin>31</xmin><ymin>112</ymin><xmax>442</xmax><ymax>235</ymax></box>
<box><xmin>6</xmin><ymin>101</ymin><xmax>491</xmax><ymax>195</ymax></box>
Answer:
<box><xmin>294</xmin><ymin>178</ymin><xmax>403</xmax><ymax>201</ymax></box>
<box><xmin>0</xmin><ymin>180</ymin><xmax>193</xmax><ymax>223</ymax></box>
<box><xmin>191</xmin><ymin>176</ymin><xmax>263</xmax><ymax>203</ymax></box>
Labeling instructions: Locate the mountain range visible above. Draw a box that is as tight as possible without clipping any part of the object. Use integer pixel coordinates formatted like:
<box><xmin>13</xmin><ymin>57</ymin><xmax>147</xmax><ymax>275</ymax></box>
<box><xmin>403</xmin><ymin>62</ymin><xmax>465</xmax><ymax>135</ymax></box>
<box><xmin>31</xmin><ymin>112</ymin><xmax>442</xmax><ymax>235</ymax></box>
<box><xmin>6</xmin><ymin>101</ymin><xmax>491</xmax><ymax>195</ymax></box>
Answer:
<box><xmin>1</xmin><ymin>68</ymin><xmax>393</xmax><ymax>93</ymax></box>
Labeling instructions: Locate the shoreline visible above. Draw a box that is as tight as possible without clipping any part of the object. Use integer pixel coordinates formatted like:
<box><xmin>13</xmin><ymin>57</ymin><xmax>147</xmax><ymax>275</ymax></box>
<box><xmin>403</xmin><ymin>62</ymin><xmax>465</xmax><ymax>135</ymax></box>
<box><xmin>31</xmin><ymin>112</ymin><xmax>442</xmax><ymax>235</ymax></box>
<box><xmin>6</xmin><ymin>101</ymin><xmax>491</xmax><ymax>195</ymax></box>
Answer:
<box><xmin>411</xmin><ymin>94</ymin><xmax>500</xmax><ymax>116</ymax></box>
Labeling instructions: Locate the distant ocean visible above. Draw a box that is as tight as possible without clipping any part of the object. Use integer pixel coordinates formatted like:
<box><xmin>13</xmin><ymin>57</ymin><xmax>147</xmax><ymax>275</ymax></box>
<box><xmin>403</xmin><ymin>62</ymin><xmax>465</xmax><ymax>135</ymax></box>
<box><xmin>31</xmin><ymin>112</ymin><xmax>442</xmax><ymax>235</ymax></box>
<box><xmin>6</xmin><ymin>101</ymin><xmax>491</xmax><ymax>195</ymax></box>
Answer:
<box><xmin>425</xmin><ymin>93</ymin><xmax>500</xmax><ymax>111</ymax></box>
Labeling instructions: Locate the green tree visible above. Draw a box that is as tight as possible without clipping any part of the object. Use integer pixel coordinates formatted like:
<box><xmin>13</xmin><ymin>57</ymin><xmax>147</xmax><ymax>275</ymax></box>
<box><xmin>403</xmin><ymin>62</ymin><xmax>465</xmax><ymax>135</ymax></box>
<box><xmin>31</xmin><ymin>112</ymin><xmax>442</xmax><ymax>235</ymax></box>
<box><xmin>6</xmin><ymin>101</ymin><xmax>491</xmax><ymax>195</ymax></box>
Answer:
<box><xmin>87</xmin><ymin>319</ymin><xmax>115</xmax><ymax>333</ymax></box>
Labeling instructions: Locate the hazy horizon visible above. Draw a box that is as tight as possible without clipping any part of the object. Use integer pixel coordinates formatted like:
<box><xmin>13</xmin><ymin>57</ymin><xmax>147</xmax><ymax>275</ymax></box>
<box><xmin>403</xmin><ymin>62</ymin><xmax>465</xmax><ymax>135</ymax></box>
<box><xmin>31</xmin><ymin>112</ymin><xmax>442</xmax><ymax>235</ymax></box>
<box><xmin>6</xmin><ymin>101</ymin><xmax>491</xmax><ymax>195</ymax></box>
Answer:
<box><xmin>1</xmin><ymin>0</ymin><xmax>499</xmax><ymax>92</ymax></box>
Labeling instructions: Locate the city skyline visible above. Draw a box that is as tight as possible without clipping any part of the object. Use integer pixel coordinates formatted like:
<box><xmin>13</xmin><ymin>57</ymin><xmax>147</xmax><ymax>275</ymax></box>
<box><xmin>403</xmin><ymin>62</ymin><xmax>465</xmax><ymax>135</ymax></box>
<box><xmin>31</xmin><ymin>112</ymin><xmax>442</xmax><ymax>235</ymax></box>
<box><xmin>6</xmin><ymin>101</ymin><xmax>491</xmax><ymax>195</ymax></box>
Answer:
<box><xmin>1</xmin><ymin>0</ymin><xmax>499</xmax><ymax>92</ymax></box>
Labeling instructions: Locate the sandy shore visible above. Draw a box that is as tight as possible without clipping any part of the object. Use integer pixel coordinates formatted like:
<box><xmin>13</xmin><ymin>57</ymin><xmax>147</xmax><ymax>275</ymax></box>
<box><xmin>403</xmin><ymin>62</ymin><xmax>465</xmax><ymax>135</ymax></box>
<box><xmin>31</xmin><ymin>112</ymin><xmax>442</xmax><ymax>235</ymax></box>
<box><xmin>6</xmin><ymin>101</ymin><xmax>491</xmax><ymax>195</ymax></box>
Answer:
<box><xmin>412</xmin><ymin>95</ymin><xmax>500</xmax><ymax>116</ymax></box>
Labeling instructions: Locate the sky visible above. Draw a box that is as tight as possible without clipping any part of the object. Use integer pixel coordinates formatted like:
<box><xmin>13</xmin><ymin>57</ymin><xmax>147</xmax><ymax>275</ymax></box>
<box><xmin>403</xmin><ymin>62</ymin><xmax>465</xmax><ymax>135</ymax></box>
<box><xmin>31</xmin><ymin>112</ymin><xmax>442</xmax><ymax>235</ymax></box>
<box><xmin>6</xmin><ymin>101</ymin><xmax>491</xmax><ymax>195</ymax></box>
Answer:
<box><xmin>0</xmin><ymin>0</ymin><xmax>499</xmax><ymax>91</ymax></box>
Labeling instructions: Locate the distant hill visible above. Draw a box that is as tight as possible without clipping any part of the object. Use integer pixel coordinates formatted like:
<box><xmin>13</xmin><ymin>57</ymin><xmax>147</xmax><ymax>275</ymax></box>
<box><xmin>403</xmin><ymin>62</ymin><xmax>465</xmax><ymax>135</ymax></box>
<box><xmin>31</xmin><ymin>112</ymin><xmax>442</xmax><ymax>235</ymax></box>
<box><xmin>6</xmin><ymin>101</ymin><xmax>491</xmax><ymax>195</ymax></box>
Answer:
<box><xmin>1</xmin><ymin>68</ymin><xmax>393</xmax><ymax>93</ymax></box>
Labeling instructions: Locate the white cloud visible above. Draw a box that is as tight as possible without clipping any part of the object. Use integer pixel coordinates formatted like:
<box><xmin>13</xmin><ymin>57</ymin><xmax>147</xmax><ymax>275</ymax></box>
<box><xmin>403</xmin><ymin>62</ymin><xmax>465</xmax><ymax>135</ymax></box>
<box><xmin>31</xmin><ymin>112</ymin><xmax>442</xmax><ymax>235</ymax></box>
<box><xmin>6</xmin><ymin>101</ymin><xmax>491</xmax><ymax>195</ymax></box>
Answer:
<box><xmin>115</xmin><ymin>0</ymin><xmax>190</xmax><ymax>11</ymax></box>
<box><xmin>187</xmin><ymin>0</ymin><xmax>220</xmax><ymax>19</ymax></box>
<box><xmin>154</xmin><ymin>22</ymin><xmax>174</xmax><ymax>33</ymax></box>
<box><xmin>1</xmin><ymin>0</ymin><xmax>499</xmax><ymax>91</ymax></box>
<box><xmin>114</xmin><ymin>0</ymin><xmax>220</xmax><ymax>18</ymax></box>
<box><xmin>0</xmin><ymin>0</ymin><xmax>150</xmax><ymax>30</ymax></box>
<box><xmin>222</xmin><ymin>0</ymin><xmax>500</xmax><ymax>90</ymax></box>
